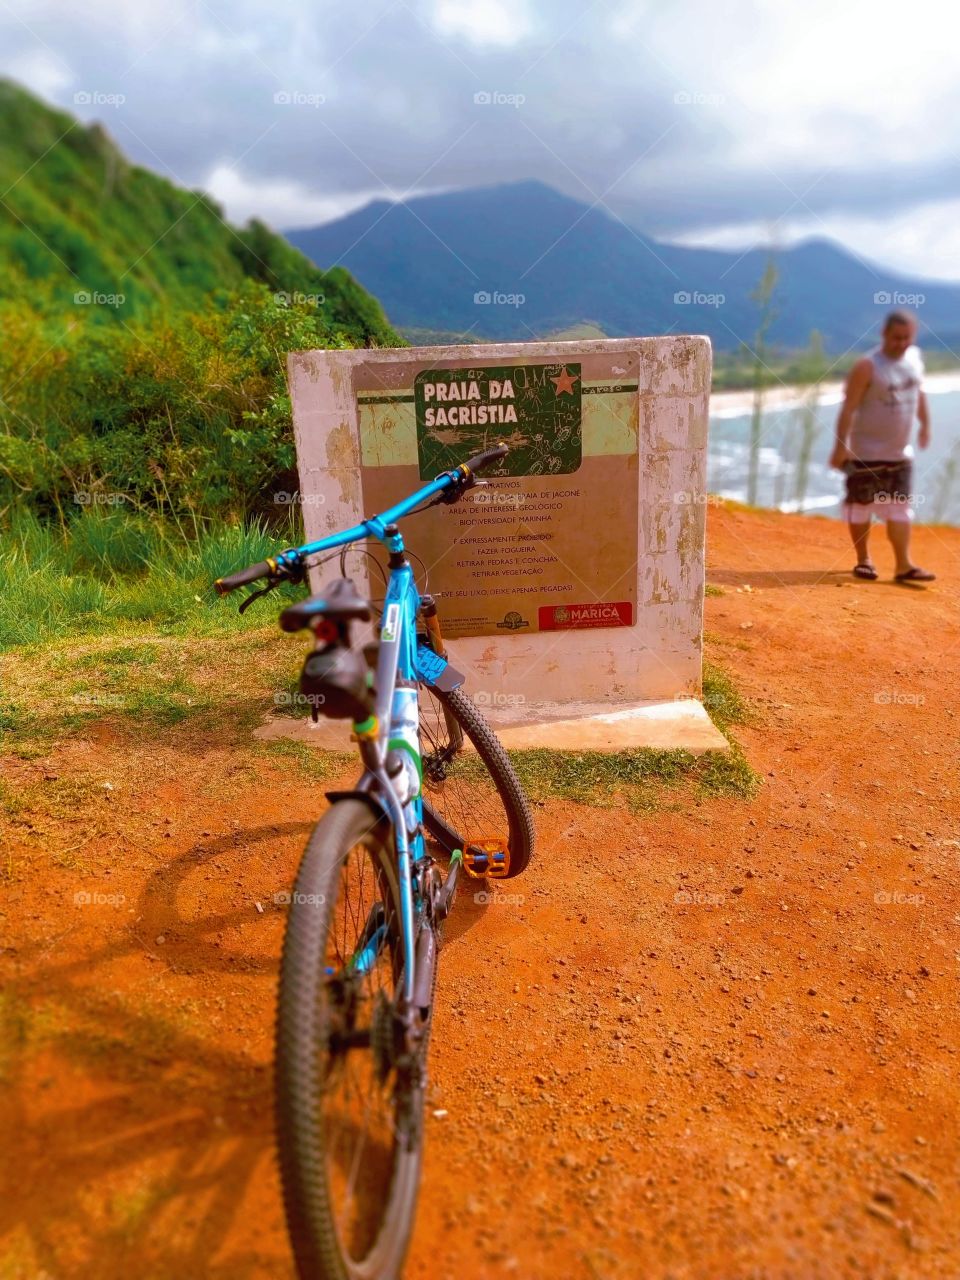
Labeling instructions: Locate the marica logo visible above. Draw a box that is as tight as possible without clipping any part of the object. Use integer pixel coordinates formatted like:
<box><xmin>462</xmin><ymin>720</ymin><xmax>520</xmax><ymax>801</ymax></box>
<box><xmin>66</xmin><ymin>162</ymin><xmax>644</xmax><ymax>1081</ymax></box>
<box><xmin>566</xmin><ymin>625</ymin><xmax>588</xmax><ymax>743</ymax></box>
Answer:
<box><xmin>496</xmin><ymin>611</ymin><xmax>530</xmax><ymax>631</ymax></box>
<box><xmin>538</xmin><ymin>601</ymin><xmax>633</xmax><ymax>631</ymax></box>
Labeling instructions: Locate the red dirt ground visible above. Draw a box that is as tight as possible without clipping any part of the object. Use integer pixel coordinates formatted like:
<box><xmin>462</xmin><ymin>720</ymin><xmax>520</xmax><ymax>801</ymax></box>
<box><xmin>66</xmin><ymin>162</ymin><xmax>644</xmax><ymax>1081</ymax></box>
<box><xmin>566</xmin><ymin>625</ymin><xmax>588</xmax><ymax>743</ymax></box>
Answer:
<box><xmin>2</xmin><ymin>506</ymin><xmax>959</xmax><ymax>1279</ymax></box>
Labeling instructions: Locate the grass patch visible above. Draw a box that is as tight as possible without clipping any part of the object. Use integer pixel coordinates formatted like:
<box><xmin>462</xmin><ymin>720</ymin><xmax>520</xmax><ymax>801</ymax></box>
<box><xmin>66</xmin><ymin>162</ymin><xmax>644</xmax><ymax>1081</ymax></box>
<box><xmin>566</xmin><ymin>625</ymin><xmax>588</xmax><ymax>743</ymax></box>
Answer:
<box><xmin>507</xmin><ymin>658</ymin><xmax>761</xmax><ymax>809</ymax></box>
<box><xmin>510</xmin><ymin>748</ymin><xmax>690</xmax><ymax>806</ymax></box>
<box><xmin>1</xmin><ymin>624</ymin><xmax>305</xmax><ymax>756</ymax></box>
<box><xmin>510</xmin><ymin>743</ymin><xmax>760</xmax><ymax>809</ymax></box>
<box><xmin>704</xmin><ymin>584</ymin><xmax>724</xmax><ymax>597</ymax></box>
<box><xmin>0</xmin><ymin>700</ymin><xmax>22</xmax><ymax>733</ymax></box>
<box><xmin>0</xmin><ymin>510</ymin><xmax>306</xmax><ymax>650</ymax></box>
<box><xmin>74</xmin><ymin>643</ymin><xmax>160</xmax><ymax>669</ymax></box>
<box><xmin>701</xmin><ymin>659</ymin><xmax>755</xmax><ymax>735</ymax></box>
<box><xmin>256</xmin><ymin>738</ymin><xmax>355</xmax><ymax>783</ymax></box>
<box><xmin>1</xmin><ymin>557</ymin><xmax>762</xmax><ymax>821</ymax></box>
<box><xmin>0</xmin><ymin>774</ymin><xmax>109</xmax><ymax>824</ymax></box>
<box><xmin>697</xmin><ymin>744</ymin><xmax>760</xmax><ymax>797</ymax></box>
<box><xmin>704</xmin><ymin>629</ymin><xmax>750</xmax><ymax>652</ymax></box>
<box><xmin>272</xmin><ymin>671</ymin><xmax>315</xmax><ymax>719</ymax></box>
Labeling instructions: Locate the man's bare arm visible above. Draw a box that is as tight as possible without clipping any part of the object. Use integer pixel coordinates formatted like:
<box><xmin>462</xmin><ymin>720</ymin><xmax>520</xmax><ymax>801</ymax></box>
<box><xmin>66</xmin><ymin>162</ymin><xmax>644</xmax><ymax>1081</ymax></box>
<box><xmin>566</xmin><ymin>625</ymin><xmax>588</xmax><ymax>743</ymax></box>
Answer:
<box><xmin>918</xmin><ymin>389</ymin><xmax>931</xmax><ymax>448</ymax></box>
<box><xmin>830</xmin><ymin>358</ymin><xmax>872</xmax><ymax>468</ymax></box>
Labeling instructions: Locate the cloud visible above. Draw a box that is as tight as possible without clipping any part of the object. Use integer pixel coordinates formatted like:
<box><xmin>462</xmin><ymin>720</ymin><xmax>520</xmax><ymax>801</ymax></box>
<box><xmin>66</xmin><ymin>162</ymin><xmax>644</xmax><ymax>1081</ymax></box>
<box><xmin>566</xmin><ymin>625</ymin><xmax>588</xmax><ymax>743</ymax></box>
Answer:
<box><xmin>4</xmin><ymin>48</ymin><xmax>72</xmax><ymax>98</ymax></box>
<box><xmin>0</xmin><ymin>0</ymin><xmax>958</xmax><ymax>279</ymax></box>
<box><xmin>203</xmin><ymin>164</ymin><xmax>383</xmax><ymax>229</ymax></box>
<box><xmin>666</xmin><ymin>196</ymin><xmax>960</xmax><ymax>283</ymax></box>
<box><xmin>431</xmin><ymin>0</ymin><xmax>533</xmax><ymax>47</ymax></box>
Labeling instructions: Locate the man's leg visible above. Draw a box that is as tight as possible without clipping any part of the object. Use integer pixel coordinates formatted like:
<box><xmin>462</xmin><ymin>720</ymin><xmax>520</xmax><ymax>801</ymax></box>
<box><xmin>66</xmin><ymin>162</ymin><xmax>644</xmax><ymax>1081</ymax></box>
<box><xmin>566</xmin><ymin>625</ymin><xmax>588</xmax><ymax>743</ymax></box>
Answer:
<box><xmin>848</xmin><ymin>518</ymin><xmax>873</xmax><ymax>566</ymax></box>
<box><xmin>885</xmin><ymin>516</ymin><xmax>923</xmax><ymax>576</ymax></box>
<box><xmin>885</xmin><ymin>517</ymin><xmax>942</xmax><ymax>583</ymax></box>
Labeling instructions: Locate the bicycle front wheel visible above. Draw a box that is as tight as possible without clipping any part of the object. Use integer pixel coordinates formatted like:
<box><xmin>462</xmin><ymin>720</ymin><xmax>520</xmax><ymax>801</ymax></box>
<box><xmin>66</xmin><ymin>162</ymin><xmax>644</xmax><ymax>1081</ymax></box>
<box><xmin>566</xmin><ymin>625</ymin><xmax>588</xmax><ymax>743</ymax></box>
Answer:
<box><xmin>275</xmin><ymin>799</ymin><xmax>423</xmax><ymax>1280</ymax></box>
<box><xmin>419</xmin><ymin>685</ymin><xmax>535</xmax><ymax>879</ymax></box>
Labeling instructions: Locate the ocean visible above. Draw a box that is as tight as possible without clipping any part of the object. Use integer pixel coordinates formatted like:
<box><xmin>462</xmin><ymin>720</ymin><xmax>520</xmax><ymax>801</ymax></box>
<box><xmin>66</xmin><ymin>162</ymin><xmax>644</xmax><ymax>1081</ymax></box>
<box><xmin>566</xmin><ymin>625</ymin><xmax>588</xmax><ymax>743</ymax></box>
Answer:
<box><xmin>707</xmin><ymin>381</ymin><xmax>960</xmax><ymax>526</ymax></box>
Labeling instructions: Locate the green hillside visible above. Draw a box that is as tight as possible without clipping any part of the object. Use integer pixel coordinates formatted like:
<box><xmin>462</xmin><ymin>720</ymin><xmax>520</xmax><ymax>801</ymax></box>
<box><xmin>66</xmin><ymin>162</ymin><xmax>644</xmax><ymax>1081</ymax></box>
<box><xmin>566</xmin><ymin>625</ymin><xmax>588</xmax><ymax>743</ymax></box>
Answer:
<box><xmin>0</xmin><ymin>80</ymin><xmax>402</xmax><ymax>525</ymax></box>
<box><xmin>0</xmin><ymin>78</ymin><xmax>395</xmax><ymax>343</ymax></box>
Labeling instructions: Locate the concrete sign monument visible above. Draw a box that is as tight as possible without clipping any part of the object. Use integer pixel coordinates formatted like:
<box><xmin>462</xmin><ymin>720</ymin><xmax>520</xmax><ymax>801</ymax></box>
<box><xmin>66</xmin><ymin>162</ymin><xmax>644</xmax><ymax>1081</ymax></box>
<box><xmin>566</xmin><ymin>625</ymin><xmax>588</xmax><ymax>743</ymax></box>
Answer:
<box><xmin>286</xmin><ymin>337</ymin><xmax>725</xmax><ymax>752</ymax></box>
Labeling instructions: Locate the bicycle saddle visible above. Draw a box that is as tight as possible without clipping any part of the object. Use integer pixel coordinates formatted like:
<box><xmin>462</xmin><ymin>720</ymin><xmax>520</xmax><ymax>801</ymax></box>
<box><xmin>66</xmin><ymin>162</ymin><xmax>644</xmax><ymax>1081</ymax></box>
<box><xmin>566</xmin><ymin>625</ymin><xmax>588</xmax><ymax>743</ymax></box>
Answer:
<box><xmin>279</xmin><ymin>578</ymin><xmax>372</xmax><ymax>633</ymax></box>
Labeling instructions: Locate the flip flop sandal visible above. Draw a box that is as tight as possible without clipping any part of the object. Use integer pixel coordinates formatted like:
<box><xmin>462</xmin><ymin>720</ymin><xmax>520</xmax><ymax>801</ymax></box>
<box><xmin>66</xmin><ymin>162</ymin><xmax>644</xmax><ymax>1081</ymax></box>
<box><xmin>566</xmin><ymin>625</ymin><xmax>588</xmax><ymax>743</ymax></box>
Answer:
<box><xmin>895</xmin><ymin>567</ymin><xmax>936</xmax><ymax>582</ymax></box>
<box><xmin>853</xmin><ymin>563</ymin><xmax>879</xmax><ymax>580</ymax></box>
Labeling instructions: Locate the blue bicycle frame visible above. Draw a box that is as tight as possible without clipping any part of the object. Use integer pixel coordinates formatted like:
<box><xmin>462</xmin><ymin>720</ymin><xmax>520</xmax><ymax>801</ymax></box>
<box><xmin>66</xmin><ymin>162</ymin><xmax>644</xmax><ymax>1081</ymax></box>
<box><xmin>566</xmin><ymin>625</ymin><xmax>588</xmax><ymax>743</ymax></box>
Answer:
<box><xmin>269</xmin><ymin>470</ymin><xmax>466</xmax><ymax>1004</ymax></box>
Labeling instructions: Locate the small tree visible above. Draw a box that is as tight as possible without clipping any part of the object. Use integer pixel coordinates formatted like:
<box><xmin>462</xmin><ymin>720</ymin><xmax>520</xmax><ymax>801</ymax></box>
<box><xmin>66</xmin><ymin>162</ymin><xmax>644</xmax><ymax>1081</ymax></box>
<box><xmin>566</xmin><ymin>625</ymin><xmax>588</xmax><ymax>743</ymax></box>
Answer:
<box><xmin>746</xmin><ymin>254</ymin><xmax>779</xmax><ymax>506</ymax></box>
<box><xmin>931</xmin><ymin>440</ymin><xmax>960</xmax><ymax>524</ymax></box>
<box><xmin>773</xmin><ymin>421</ymin><xmax>795</xmax><ymax>511</ymax></box>
<box><xmin>793</xmin><ymin>330</ymin><xmax>827</xmax><ymax>512</ymax></box>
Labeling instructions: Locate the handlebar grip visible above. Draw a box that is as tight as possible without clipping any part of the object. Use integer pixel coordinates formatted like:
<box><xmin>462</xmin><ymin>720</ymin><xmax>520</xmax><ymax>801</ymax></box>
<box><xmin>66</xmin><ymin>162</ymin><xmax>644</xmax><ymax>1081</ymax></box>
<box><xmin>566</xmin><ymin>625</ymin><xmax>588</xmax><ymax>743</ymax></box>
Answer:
<box><xmin>462</xmin><ymin>442</ymin><xmax>509</xmax><ymax>477</ymax></box>
<box><xmin>214</xmin><ymin>560</ymin><xmax>273</xmax><ymax>595</ymax></box>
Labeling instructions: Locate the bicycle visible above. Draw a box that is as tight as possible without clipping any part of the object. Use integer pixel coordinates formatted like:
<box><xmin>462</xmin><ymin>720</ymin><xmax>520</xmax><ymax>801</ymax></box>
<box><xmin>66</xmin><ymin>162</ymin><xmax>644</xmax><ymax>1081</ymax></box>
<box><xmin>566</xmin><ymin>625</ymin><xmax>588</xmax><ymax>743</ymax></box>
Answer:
<box><xmin>214</xmin><ymin>442</ymin><xmax>535</xmax><ymax>1280</ymax></box>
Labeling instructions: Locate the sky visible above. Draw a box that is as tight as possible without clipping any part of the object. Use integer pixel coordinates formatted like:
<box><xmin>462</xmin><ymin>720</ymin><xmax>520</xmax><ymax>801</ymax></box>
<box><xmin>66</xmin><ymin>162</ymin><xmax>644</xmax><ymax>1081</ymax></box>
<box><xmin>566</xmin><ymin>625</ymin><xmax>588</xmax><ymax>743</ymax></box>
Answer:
<box><xmin>2</xmin><ymin>0</ymin><xmax>959</xmax><ymax>279</ymax></box>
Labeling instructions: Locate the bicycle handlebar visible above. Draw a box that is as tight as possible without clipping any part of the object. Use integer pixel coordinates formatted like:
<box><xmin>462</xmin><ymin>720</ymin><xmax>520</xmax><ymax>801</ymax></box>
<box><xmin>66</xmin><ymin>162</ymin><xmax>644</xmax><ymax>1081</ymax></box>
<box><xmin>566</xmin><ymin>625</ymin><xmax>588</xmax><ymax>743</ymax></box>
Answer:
<box><xmin>214</xmin><ymin>560</ymin><xmax>275</xmax><ymax>595</ymax></box>
<box><xmin>459</xmin><ymin>442</ymin><xmax>510</xmax><ymax>478</ymax></box>
<box><xmin>214</xmin><ymin>442</ymin><xmax>510</xmax><ymax>595</ymax></box>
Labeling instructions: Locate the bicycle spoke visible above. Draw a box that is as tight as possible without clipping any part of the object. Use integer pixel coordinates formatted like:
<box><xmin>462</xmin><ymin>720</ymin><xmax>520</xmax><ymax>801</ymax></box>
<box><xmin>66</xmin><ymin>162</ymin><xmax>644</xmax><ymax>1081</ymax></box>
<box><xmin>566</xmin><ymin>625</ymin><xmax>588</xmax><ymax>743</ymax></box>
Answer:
<box><xmin>320</xmin><ymin>840</ymin><xmax>402</xmax><ymax>1262</ymax></box>
<box><xmin>420</xmin><ymin>692</ymin><xmax>511</xmax><ymax>854</ymax></box>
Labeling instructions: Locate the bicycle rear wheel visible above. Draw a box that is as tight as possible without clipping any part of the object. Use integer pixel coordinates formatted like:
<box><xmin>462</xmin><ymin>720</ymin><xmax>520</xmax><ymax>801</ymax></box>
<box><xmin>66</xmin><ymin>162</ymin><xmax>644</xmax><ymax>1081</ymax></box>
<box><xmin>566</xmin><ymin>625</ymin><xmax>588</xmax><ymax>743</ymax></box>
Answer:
<box><xmin>419</xmin><ymin>685</ymin><xmax>535</xmax><ymax>879</ymax></box>
<box><xmin>275</xmin><ymin>799</ymin><xmax>424</xmax><ymax>1280</ymax></box>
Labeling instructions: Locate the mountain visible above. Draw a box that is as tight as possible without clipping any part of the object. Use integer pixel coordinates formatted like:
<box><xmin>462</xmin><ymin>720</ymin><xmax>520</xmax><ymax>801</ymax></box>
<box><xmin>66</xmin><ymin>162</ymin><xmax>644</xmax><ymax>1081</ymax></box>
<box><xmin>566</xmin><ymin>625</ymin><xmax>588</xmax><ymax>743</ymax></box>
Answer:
<box><xmin>0</xmin><ymin>79</ymin><xmax>396</xmax><ymax>345</ymax></box>
<box><xmin>286</xmin><ymin>180</ymin><xmax>960</xmax><ymax>352</ymax></box>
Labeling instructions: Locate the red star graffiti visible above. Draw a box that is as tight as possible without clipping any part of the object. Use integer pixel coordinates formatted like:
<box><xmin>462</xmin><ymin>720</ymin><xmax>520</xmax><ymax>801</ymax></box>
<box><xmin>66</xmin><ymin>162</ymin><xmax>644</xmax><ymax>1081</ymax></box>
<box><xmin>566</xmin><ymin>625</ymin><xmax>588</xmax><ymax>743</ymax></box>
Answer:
<box><xmin>550</xmin><ymin>366</ymin><xmax>580</xmax><ymax>396</ymax></box>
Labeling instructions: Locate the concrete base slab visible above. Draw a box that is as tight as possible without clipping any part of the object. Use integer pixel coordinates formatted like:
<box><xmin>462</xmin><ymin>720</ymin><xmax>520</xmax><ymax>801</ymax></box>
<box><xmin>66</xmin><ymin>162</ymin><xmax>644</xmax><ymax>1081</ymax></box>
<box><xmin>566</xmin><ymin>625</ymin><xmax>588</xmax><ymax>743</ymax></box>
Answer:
<box><xmin>253</xmin><ymin>698</ymin><xmax>727</xmax><ymax>754</ymax></box>
<box><xmin>492</xmin><ymin>700</ymin><xmax>727</xmax><ymax>753</ymax></box>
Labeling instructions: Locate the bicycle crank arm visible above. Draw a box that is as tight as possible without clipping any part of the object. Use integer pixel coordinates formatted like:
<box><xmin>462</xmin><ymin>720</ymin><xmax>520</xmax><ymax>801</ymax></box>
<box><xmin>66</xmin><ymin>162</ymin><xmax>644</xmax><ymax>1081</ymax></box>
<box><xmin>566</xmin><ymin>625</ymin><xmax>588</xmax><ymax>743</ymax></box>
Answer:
<box><xmin>411</xmin><ymin>925</ymin><xmax>436</xmax><ymax>1014</ymax></box>
<box><xmin>329</xmin><ymin>1027</ymin><xmax>372</xmax><ymax>1051</ymax></box>
<box><xmin>433</xmin><ymin>850</ymin><xmax>463</xmax><ymax>923</ymax></box>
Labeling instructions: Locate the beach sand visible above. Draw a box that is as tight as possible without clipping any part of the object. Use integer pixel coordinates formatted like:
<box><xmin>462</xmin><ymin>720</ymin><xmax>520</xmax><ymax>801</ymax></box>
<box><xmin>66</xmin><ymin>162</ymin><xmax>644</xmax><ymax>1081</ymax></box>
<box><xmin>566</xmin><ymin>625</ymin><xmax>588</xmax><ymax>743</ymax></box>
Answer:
<box><xmin>711</xmin><ymin>367</ymin><xmax>960</xmax><ymax>417</ymax></box>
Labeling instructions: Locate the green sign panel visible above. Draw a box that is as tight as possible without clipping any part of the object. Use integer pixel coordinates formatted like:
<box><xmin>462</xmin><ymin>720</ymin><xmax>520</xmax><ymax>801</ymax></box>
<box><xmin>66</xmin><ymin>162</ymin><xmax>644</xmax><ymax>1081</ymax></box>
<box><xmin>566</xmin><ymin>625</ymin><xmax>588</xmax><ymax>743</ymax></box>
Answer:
<box><xmin>414</xmin><ymin>362</ymin><xmax>582</xmax><ymax>479</ymax></box>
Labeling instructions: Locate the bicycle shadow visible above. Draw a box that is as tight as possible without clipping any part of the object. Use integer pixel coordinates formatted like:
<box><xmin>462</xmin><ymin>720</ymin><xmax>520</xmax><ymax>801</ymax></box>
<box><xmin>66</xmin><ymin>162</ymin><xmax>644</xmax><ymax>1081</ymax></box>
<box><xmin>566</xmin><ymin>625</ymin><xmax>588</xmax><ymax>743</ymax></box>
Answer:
<box><xmin>1</xmin><ymin>821</ymin><xmax>313</xmax><ymax>1279</ymax></box>
<box><xmin>3</xmin><ymin>809</ymin><xmax>510</xmax><ymax>1276</ymax></box>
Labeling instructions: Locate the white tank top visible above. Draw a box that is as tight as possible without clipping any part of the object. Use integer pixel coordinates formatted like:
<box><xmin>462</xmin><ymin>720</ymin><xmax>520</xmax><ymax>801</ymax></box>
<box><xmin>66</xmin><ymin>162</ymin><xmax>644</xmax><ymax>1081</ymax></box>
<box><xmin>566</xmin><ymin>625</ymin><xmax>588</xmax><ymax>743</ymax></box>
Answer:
<box><xmin>849</xmin><ymin>345</ymin><xmax>923</xmax><ymax>462</ymax></box>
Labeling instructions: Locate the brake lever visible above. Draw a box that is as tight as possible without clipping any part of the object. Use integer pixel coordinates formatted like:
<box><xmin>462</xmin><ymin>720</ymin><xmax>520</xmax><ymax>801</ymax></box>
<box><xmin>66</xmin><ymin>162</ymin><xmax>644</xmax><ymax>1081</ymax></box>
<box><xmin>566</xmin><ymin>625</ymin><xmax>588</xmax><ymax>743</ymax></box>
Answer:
<box><xmin>440</xmin><ymin>473</ymin><xmax>481</xmax><ymax>504</ymax></box>
<box><xmin>238</xmin><ymin>581</ymin><xmax>278</xmax><ymax>614</ymax></box>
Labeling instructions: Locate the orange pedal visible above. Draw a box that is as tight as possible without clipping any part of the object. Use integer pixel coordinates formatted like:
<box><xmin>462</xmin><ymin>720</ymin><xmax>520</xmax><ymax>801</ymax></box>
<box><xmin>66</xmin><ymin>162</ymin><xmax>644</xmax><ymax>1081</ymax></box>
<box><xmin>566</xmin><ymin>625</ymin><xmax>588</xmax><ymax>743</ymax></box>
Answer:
<box><xmin>462</xmin><ymin>839</ymin><xmax>510</xmax><ymax>879</ymax></box>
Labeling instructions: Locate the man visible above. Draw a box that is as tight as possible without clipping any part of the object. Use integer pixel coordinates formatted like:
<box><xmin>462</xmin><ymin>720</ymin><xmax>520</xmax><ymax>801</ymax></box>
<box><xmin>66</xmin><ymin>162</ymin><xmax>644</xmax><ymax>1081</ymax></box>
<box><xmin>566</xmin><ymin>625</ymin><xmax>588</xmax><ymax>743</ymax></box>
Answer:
<box><xmin>829</xmin><ymin>310</ymin><xmax>935</xmax><ymax>582</ymax></box>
